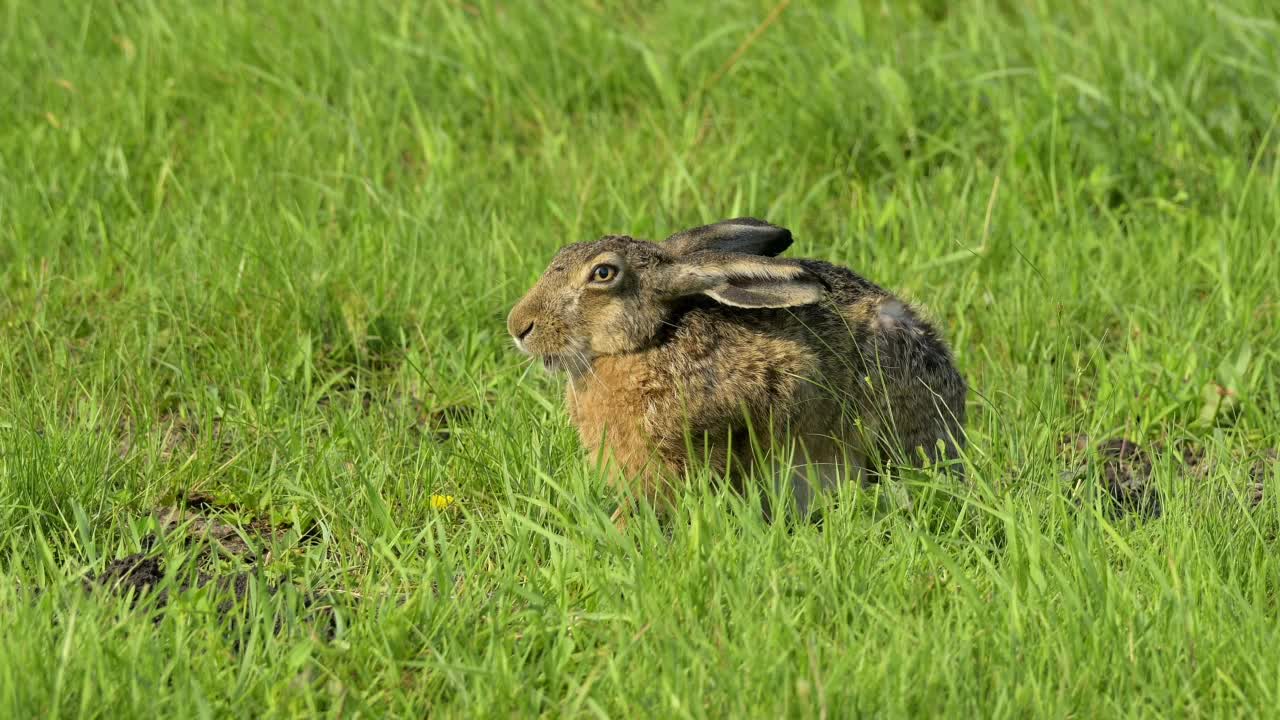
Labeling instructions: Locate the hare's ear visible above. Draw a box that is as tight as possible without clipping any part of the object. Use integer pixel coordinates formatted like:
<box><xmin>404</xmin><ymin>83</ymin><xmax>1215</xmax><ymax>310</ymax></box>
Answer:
<box><xmin>662</xmin><ymin>217</ymin><xmax>793</xmax><ymax>257</ymax></box>
<box><xmin>658</xmin><ymin>253</ymin><xmax>825</xmax><ymax>309</ymax></box>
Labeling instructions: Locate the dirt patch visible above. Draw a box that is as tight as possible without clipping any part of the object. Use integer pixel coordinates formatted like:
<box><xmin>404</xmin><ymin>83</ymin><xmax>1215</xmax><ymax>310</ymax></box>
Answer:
<box><xmin>81</xmin><ymin>552</ymin><xmax>313</xmax><ymax>635</ymax></box>
<box><xmin>1060</xmin><ymin>434</ymin><xmax>1277</xmax><ymax>514</ymax></box>
<box><xmin>78</xmin><ymin>493</ymin><xmax>334</xmax><ymax>634</ymax></box>
<box><xmin>1172</xmin><ymin>438</ymin><xmax>1211</xmax><ymax>479</ymax></box>
<box><xmin>1095</xmin><ymin>438</ymin><xmax>1160</xmax><ymax>517</ymax></box>
<box><xmin>154</xmin><ymin>505</ymin><xmax>257</xmax><ymax>558</ymax></box>
<box><xmin>86</xmin><ymin>550</ymin><xmax>165</xmax><ymax>598</ymax></box>
<box><xmin>174</xmin><ymin>490</ymin><xmax>233</xmax><ymax>513</ymax></box>
<box><xmin>1249</xmin><ymin>449</ymin><xmax>1277</xmax><ymax>506</ymax></box>
<box><xmin>1167</xmin><ymin>440</ymin><xmax>1274</xmax><ymax>506</ymax></box>
<box><xmin>84</xmin><ymin>552</ymin><xmax>251</xmax><ymax>609</ymax></box>
<box><xmin>1059</xmin><ymin>434</ymin><xmax>1161</xmax><ymax>518</ymax></box>
<box><xmin>150</xmin><ymin>491</ymin><xmax>290</xmax><ymax>560</ymax></box>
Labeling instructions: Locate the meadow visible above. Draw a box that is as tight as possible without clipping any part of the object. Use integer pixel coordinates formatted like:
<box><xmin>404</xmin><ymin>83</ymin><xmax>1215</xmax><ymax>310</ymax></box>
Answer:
<box><xmin>2</xmin><ymin>0</ymin><xmax>1279</xmax><ymax>716</ymax></box>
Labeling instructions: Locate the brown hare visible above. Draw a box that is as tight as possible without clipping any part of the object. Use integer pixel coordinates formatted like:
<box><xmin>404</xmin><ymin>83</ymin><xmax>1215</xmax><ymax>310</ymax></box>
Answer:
<box><xmin>507</xmin><ymin>218</ymin><xmax>966</xmax><ymax>527</ymax></box>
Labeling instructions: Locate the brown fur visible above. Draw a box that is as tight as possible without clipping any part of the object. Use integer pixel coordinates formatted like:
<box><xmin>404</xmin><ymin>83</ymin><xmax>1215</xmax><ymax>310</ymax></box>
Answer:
<box><xmin>507</xmin><ymin>219</ymin><xmax>966</xmax><ymax>524</ymax></box>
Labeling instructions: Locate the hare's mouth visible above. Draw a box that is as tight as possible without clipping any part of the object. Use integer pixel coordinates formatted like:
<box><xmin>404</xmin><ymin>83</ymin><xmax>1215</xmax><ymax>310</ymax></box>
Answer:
<box><xmin>538</xmin><ymin>351</ymin><xmax>592</xmax><ymax>377</ymax></box>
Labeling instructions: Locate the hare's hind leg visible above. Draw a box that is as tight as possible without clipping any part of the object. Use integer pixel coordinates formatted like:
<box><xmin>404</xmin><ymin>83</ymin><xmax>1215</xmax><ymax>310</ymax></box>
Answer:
<box><xmin>897</xmin><ymin>418</ymin><xmax>966</xmax><ymax>480</ymax></box>
<box><xmin>781</xmin><ymin>435</ymin><xmax>867</xmax><ymax>519</ymax></box>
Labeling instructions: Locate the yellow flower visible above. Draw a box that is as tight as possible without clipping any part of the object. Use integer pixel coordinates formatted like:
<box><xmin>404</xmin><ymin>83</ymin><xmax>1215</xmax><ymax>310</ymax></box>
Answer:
<box><xmin>430</xmin><ymin>494</ymin><xmax>456</xmax><ymax>510</ymax></box>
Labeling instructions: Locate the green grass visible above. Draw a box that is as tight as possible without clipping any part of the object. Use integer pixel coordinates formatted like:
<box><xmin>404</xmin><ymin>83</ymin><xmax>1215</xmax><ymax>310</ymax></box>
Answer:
<box><xmin>2</xmin><ymin>0</ymin><xmax>1279</xmax><ymax>716</ymax></box>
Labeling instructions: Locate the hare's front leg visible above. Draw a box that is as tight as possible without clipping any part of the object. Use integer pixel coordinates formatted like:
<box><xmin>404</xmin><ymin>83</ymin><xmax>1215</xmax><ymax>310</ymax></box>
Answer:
<box><xmin>607</xmin><ymin>469</ymin><xmax>681</xmax><ymax>532</ymax></box>
<box><xmin>591</xmin><ymin>441</ymin><xmax>681</xmax><ymax>533</ymax></box>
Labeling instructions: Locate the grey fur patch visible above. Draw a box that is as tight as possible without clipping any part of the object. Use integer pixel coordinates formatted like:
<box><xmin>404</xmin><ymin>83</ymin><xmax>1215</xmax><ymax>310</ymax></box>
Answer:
<box><xmin>875</xmin><ymin>299</ymin><xmax>910</xmax><ymax>331</ymax></box>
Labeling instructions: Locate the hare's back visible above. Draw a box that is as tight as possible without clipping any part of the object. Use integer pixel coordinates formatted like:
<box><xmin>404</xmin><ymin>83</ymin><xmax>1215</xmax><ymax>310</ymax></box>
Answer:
<box><xmin>796</xmin><ymin>259</ymin><xmax>890</xmax><ymax>303</ymax></box>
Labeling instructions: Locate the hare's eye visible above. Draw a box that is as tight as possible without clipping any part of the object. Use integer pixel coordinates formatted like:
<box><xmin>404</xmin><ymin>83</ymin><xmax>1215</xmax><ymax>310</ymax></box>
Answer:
<box><xmin>591</xmin><ymin>264</ymin><xmax>618</xmax><ymax>283</ymax></box>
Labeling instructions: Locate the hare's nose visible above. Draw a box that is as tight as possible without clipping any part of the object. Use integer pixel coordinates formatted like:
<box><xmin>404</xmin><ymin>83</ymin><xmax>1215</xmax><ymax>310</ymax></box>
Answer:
<box><xmin>506</xmin><ymin>300</ymin><xmax>536</xmax><ymax>343</ymax></box>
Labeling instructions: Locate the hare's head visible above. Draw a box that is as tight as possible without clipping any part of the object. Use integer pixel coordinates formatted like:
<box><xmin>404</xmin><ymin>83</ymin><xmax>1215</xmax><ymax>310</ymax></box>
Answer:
<box><xmin>506</xmin><ymin>218</ymin><xmax>826</xmax><ymax>375</ymax></box>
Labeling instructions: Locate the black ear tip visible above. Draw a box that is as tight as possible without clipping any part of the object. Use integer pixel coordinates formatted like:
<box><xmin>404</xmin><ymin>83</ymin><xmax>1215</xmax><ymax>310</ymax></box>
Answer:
<box><xmin>762</xmin><ymin>228</ymin><xmax>793</xmax><ymax>256</ymax></box>
<box><xmin>723</xmin><ymin>217</ymin><xmax>792</xmax><ymax>255</ymax></box>
<box><xmin>662</xmin><ymin>217</ymin><xmax>796</xmax><ymax>256</ymax></box>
